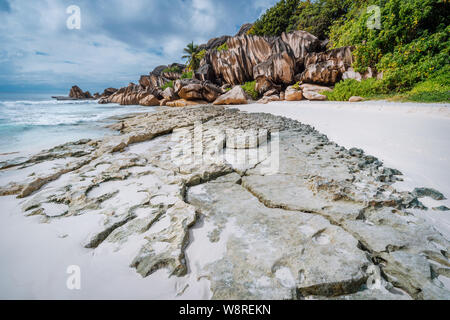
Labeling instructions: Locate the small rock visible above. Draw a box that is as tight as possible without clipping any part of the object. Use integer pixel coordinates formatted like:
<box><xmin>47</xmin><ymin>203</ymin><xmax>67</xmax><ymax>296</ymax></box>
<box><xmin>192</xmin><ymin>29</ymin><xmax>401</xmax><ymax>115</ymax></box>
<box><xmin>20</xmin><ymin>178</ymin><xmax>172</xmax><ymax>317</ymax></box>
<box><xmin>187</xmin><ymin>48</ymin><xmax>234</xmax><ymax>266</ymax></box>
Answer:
<box><xmin>303</xmin><ymin>91</ymin><xmax>327</xmax><ymax>101</ymax></box>
<box><xmin>299</xmin><ymin>84</ymin><xmax>332</xmax><ymax>93</ymax></box>
<box><xmin>349</xmin><ymin>96</ymin><xmax>364</xmax><ymax>102</ymax></box>
<box><xmin>258</xmin><ymin>95</ymin><xmax>281</xmax><ymax>104</ymax></box>
<box><xmin>413</xmin><ymin>188</ymin><xmax>446</xmax><ymax>201</ymax></box>
<box><xmin>432</xmin><ymin>206</ymin><xmax>450</xmax><ymax>212</ymax></box>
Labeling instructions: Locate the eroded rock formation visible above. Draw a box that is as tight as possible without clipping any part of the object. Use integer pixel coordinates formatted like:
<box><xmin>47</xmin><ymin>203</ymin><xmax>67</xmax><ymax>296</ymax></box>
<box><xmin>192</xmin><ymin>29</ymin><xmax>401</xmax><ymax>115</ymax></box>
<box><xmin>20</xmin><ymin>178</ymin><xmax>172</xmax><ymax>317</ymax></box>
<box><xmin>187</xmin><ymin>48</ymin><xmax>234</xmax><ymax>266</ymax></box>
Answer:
<box><xmin>69</xmin><ymin>86</ymin><xmax>93</xmax><ymax>100</ymax></box>
<box><xmin>93</xmin><ymin>27</ymin><xmax>379</xmax><ymax>106</ymax></box>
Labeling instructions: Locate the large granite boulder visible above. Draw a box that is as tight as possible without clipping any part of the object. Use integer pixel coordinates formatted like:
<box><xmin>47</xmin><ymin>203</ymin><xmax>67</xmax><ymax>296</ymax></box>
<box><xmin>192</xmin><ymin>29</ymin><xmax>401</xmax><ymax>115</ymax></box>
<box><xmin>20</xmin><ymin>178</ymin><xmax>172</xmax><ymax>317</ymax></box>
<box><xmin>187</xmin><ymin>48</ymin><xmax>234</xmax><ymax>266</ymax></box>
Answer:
<box><xmin>139</xmin><ymin>95</ymin><xmax>160</xmax><ymax>106</ymax></box>
<box><xmin>285</xmin><ymin>85</ymin><xmax>303</xmax><ymax>101</ymax></box>
<box><xmin>179</xmin><ymin>83</ymin><xmax>204</xmax><ymax>100</ymax></box>
<box><xmin>69</xmin><ymin>86</ymin><xmax>93</xmax><ymax>99</ymax></box>
<box><xmin>202</xmin><ymin>81</ymin><xmax>223</xmax><ymax>102</ymax></box>
<box><xmin>161</xmin><ymin>87</ymin><xmax>176</xmax><ymax>101</ymax></box>
<box><xmin>101</xmin><ymin>87</ymin><xmax>117</xmax><ymax>97</ymax></box>
<box><xmin>298</xmin><ymin>47</ymin><xmax>354</xmax><ymax>85</ymax></box>
<box><xmin>195</xmin><ymin>63</ymin><xmax>216</xmax><ymax>82</ymax></box>
<box><xmin>175</xmin><ymin>79</ymin><xmax>222</xmax><ymax>103</ymax></box>
<box><xmin>213</xmin><ymin>86</ymin><xmax>248</xmax><ymax>105</ymax></box>
<box><xmin>207</xmin><ymin>31</ymin><xmax>321</xmax><ymax>87</ymax></box>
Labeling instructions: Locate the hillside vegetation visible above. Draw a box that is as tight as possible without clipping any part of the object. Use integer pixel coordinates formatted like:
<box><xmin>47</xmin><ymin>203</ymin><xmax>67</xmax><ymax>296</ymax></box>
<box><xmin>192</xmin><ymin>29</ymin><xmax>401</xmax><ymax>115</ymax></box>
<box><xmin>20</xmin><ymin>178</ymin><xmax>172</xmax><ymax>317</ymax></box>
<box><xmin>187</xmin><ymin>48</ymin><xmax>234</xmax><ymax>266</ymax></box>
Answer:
<box><xmin>249</xmin><ymin>0</ymin><xmax>449</xmax><ymax>102</ymax></box>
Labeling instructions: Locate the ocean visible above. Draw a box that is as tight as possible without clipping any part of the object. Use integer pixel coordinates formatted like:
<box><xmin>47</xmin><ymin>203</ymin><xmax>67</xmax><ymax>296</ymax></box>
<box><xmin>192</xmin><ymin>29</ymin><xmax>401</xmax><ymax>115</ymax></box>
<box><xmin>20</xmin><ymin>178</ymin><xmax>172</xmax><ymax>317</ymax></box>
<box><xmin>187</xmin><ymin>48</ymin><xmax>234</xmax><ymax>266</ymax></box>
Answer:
<box><xmin>0</xmin><ymin>93</ymin><xmax>154</xmax><ymax>160</ymax></box>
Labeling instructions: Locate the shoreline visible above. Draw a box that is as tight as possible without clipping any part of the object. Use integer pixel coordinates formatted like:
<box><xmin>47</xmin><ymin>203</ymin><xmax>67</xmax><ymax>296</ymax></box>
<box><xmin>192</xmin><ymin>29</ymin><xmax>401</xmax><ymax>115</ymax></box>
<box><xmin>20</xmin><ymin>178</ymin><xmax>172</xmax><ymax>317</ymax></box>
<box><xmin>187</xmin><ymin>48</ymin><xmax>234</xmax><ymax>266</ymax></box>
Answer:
<box><xmin>0</xmin><ymin>102</ymin><xmax>449</xmax><ymax>299</ymax></box>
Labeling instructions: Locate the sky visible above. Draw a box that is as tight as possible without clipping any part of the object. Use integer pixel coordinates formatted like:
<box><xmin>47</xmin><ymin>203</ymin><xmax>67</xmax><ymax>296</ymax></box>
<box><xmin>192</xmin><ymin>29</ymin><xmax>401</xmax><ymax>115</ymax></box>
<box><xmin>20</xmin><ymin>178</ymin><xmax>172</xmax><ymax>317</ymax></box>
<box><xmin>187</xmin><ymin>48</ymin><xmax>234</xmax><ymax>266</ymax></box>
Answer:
<box><xmin>0</xmin><ymin>0</ymin><xmax>278</xmax><ymax>93</ymax></box>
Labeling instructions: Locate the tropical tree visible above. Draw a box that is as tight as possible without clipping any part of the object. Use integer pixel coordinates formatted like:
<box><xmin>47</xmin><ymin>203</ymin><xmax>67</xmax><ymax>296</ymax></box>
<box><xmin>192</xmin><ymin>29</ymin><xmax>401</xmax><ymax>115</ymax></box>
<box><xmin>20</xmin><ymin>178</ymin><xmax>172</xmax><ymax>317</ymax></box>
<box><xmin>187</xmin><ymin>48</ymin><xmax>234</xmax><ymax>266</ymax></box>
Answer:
<box><xmin>182</xmin><ymin>41</ymin><xmax>200</xmax><ymax>71</ymax></box>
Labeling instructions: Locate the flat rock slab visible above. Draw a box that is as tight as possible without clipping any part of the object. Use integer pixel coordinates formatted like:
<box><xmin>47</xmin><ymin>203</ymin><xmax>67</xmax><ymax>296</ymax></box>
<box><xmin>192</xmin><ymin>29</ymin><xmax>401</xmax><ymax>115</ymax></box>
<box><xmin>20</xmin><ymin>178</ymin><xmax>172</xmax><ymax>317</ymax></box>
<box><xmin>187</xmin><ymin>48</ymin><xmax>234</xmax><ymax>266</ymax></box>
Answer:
<box><xmin>0</xmin><ymin>105</ymin><xmax>449</xmax><ymax>300</ymax></box>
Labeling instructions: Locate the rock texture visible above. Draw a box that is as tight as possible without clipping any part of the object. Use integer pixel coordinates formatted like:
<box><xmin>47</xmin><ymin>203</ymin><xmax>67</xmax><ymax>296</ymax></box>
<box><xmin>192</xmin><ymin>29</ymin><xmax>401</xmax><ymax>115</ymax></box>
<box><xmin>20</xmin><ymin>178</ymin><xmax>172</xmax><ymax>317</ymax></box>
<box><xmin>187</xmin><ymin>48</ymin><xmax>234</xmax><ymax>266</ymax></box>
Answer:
<box><xmin>69</xmin><ymin>86</ymin><xmax>93</xmax><ymax>100</ymax></box>
<box><xmin>94</xmin><ymin>29</ymin><xmax>379</xmax><ymax>106</ymax></box>
<box><xmin>285</xmin><ymin>85</ymin><xmax>303</xmax><ymax>101</ymax></box>
<box><xmin>206</xmin><ymin>31</ymin><xmax>321</xmax><ymax>87</ymax></box>
<box><xmin>1</xmin><ymin>106</ymin><xmax>449</xmax><ymax>300</ymax></box>
<box><xmin>298</xmin><ymin>47</ymin><xmax>354</xmax><ymax>85</ymax></box>
<box><xmin>212</xmin><ymin>86</ymin><xmax>248</xmax><ymax>105</ymax></box>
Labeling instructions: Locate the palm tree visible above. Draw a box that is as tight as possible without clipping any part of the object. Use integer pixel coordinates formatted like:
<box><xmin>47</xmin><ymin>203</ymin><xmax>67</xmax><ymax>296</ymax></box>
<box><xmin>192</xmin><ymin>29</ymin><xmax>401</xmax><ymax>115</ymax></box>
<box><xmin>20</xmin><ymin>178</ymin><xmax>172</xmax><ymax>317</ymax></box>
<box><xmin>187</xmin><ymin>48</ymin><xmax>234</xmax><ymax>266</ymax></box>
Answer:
<box><xmin>182</xmin><ymin>41</ymin><xmax>199</xmax><ymax>71</ymax></box>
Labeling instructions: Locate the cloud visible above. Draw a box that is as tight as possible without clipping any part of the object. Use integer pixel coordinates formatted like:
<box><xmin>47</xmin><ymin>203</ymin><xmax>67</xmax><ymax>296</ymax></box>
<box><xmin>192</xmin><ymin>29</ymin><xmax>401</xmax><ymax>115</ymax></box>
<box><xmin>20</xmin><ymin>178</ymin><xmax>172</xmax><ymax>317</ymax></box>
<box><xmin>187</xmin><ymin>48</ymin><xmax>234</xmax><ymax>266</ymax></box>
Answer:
<box><xmin>0</xmin><ymin>0</ymin><xmax>278</xmax><ymax>93</ymax></box>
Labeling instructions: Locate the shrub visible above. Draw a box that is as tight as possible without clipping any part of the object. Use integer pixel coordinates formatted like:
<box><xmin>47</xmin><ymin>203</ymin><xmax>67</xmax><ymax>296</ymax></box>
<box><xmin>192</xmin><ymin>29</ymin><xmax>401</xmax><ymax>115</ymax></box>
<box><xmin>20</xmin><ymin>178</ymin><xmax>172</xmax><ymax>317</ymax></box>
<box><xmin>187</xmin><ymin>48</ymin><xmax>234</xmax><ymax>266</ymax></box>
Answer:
<box><xmin>181</xmin><ymin>71</ymin><xmax>193</xmax><ymax>79</ymax></box>
<box><xmin>195</xmin><ymin>49</ymin><xmax>207</xmax><ymax>61</ymax></box>
<box><xmin>162</xmin><ymin>81</ymin><xmax>173</xmax><ymax>90</ymax></box>
<box><xmin>403</xmin><ymin>71</ymin><xmax>450</xmax><ymax>102</ymax></box>
<box><xmin>249</xmin><ymin>0</ymin><xmax>351</xmax><ymax>39</ymax></box>
<box><xmin>292</xmin><ymin>0</ymin><xmax>353</xmax><ymax>39</ymax></box>
<box><xmin>241</xmin><ymin>81</ymin><xmax>259</xmax><ymax>100</ymax></box>
<box><xmin>162</xmin><ymin>66</ymin><xmax>182</xmax><ymax>74</ymax></box>
<box><xmin>217</xmin><ymin>43</ymin><xmax>229</xmax><ymax>52</ymax></box>
<box><xmin>249</xmin><ymin>0</ymin><xmax>302</xmax><ymax>36</ymax></box>
<box><xmin>322</xmin><ymin>78</ymin><xmax>383</xmax><ymax>101</ymax></box>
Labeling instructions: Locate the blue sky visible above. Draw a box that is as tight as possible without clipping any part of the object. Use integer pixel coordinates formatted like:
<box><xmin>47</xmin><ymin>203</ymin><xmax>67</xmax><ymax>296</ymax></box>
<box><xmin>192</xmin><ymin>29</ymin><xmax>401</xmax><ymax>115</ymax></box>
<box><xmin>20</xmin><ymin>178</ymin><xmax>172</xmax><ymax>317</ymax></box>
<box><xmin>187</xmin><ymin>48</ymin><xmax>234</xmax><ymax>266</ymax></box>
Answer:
<box><xmin>0</xmin><ymin>0</ymin><xmax>277</xmax><ymax>93</ymax></box>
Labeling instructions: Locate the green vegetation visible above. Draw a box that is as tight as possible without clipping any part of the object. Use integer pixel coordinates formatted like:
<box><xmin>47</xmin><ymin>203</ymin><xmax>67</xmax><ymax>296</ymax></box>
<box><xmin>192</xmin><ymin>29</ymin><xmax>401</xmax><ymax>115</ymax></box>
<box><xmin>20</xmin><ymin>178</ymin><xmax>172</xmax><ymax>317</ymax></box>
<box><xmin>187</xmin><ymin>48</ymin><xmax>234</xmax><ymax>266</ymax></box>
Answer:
<box><xmin>241</xmin><ymin>81</ymin><xmax>259</xmax><ymax>100</ymax></box>
<box><xmin>195</xmin><ymin>49</ymin><xmax>207</xmax><ymax>62</ymax></box>
<box><xmin>250</xmin><ymin>0</ymin><xmax>449</xmax><ymax>102</ymax></box>
<box><xmin>162</xmin><ymin>66</ymin><xmax>182</xmax><ymax>74</ymax></box>
<box><xmin>249</xmin><ymin>0</ymin><xmax>301</xmax><ymax>37</ymax></box>
<box><xmin>181</xmin><ymin>71</ymin><xmax>194</xmax><ymax>79</ymax></box>
<box><xmin>322</xmin><ymin>73</ymin><xmax>450</xmax><ymax>103</ymax></box>
<box><xmin>162</xmin><ymin>81</ymin><xmax>174</xmax><ymax>90</ymax></box>
<box><xmin>328</xmin><ymin>0</ymin><xmax>449</xmax><ymax>92</ymax></box>
<box><xmin>401</xmin><ymin>72</ymin><xmax>450</xmax><ymax>102</ymax></box>
<box><xmin>182</xmin><ymin>41</ymin><xmax>200</xmax><ymax>71</ymax></box>
<box><xmin>217</xmin><ymin>43</ymin><xmax>229</xmax><ymax>52</ymax></box>
<box><xmin>321</xmin><ymin>79</ymin><xmax>382</xmax><ymax>101</ymax></box>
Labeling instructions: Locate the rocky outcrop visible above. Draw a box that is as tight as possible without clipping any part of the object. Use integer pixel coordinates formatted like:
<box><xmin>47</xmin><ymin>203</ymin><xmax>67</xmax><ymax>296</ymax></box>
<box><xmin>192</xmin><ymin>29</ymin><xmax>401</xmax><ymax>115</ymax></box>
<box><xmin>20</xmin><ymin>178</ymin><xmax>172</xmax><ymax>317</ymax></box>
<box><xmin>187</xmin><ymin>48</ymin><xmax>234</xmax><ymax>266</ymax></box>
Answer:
<box><xmin>139</xmin><ymin>95</ymin><xmax>160</xmax><ymax>106</ymax></box>
<box><xmin>284</xmin><ymin>85</ymin><xmax>303</xmax><ymax>101</ymax></box>
<box><xmin>174</xmin><ymin>79</ymin><xmax>223</xmax><ymax>103</ymax></box>
<box><xmin>349</xmin><ymin>96</ymin><xmax>364</xmax><ymax>102</ymax></box>
<box><xmin>206</xmin><ymin>31</ymin><xmax>322</xmax><ymax>88</ymax></box>
<box><xmin>69</xmin><ymin>86</ymin><xmax>93</xmax><ymax>100</ymax></box>
<box><xmin>96</xmin><ymin>30</ymin><xmax>365</xmax><ymax>104</ymax></box>
<box><xmin>198</xmin><ymin>36</ymin><xmax>230</xmax><ymax>52</ymax></box>
<box><xmin>298</xmin><ymin>47</ymin><xmax>354</xmax><ymax>85</ymax></box>
<box><xmin>161</xmin><ymin>87</ymin><xmax>176</xmax><ymax>101</ymax></box>
<box><xmin>235</xmin><ymin>23</ymin><xmax>253</xmax><ymax>36</ymax></box>
<box><xmin>212</xmin><ymin>86</ymin><xmax>248</xmax><ymax>105</ymax></box>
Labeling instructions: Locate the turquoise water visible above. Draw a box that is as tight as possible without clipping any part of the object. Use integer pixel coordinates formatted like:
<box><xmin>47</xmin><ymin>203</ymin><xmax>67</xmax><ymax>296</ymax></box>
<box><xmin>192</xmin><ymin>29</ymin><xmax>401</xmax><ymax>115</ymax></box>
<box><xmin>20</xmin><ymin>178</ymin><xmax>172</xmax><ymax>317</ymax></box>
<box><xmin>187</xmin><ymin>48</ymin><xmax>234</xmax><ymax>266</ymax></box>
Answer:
<box><xmin>0</xmin><ymin>93</ymin><xmax>153</xmax><ymax>158</ymax></box>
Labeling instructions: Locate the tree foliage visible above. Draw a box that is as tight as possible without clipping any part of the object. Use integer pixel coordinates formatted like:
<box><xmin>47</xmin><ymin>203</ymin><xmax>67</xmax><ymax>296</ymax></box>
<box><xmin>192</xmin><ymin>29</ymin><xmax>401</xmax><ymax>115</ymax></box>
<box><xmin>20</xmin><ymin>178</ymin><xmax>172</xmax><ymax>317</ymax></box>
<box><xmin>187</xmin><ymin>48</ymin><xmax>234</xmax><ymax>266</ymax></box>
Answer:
<box><xmin>250</xmin><ymin>0</ymin><xmax>449</xmax><ymax>96</ymax></box>
<box><xmin>182</xmin><ymin>41</ymin><xmax>200</xmax><ymax>71</ymax></box>
<box><xmin>249</xmin><ymin>0</ymin><xmax>302</xmax><ymax>37</ymax></box>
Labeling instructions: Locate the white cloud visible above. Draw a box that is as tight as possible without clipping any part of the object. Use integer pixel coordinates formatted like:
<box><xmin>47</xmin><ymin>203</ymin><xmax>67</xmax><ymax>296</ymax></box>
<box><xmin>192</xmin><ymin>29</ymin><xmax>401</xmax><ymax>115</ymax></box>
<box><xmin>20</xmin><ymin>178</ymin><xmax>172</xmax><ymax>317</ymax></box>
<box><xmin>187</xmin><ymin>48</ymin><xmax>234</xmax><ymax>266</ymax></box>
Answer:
<box><xmin>0</xmin><ymin>0</ymin><xmax>277</xmax><ymax>91</ymax></box>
